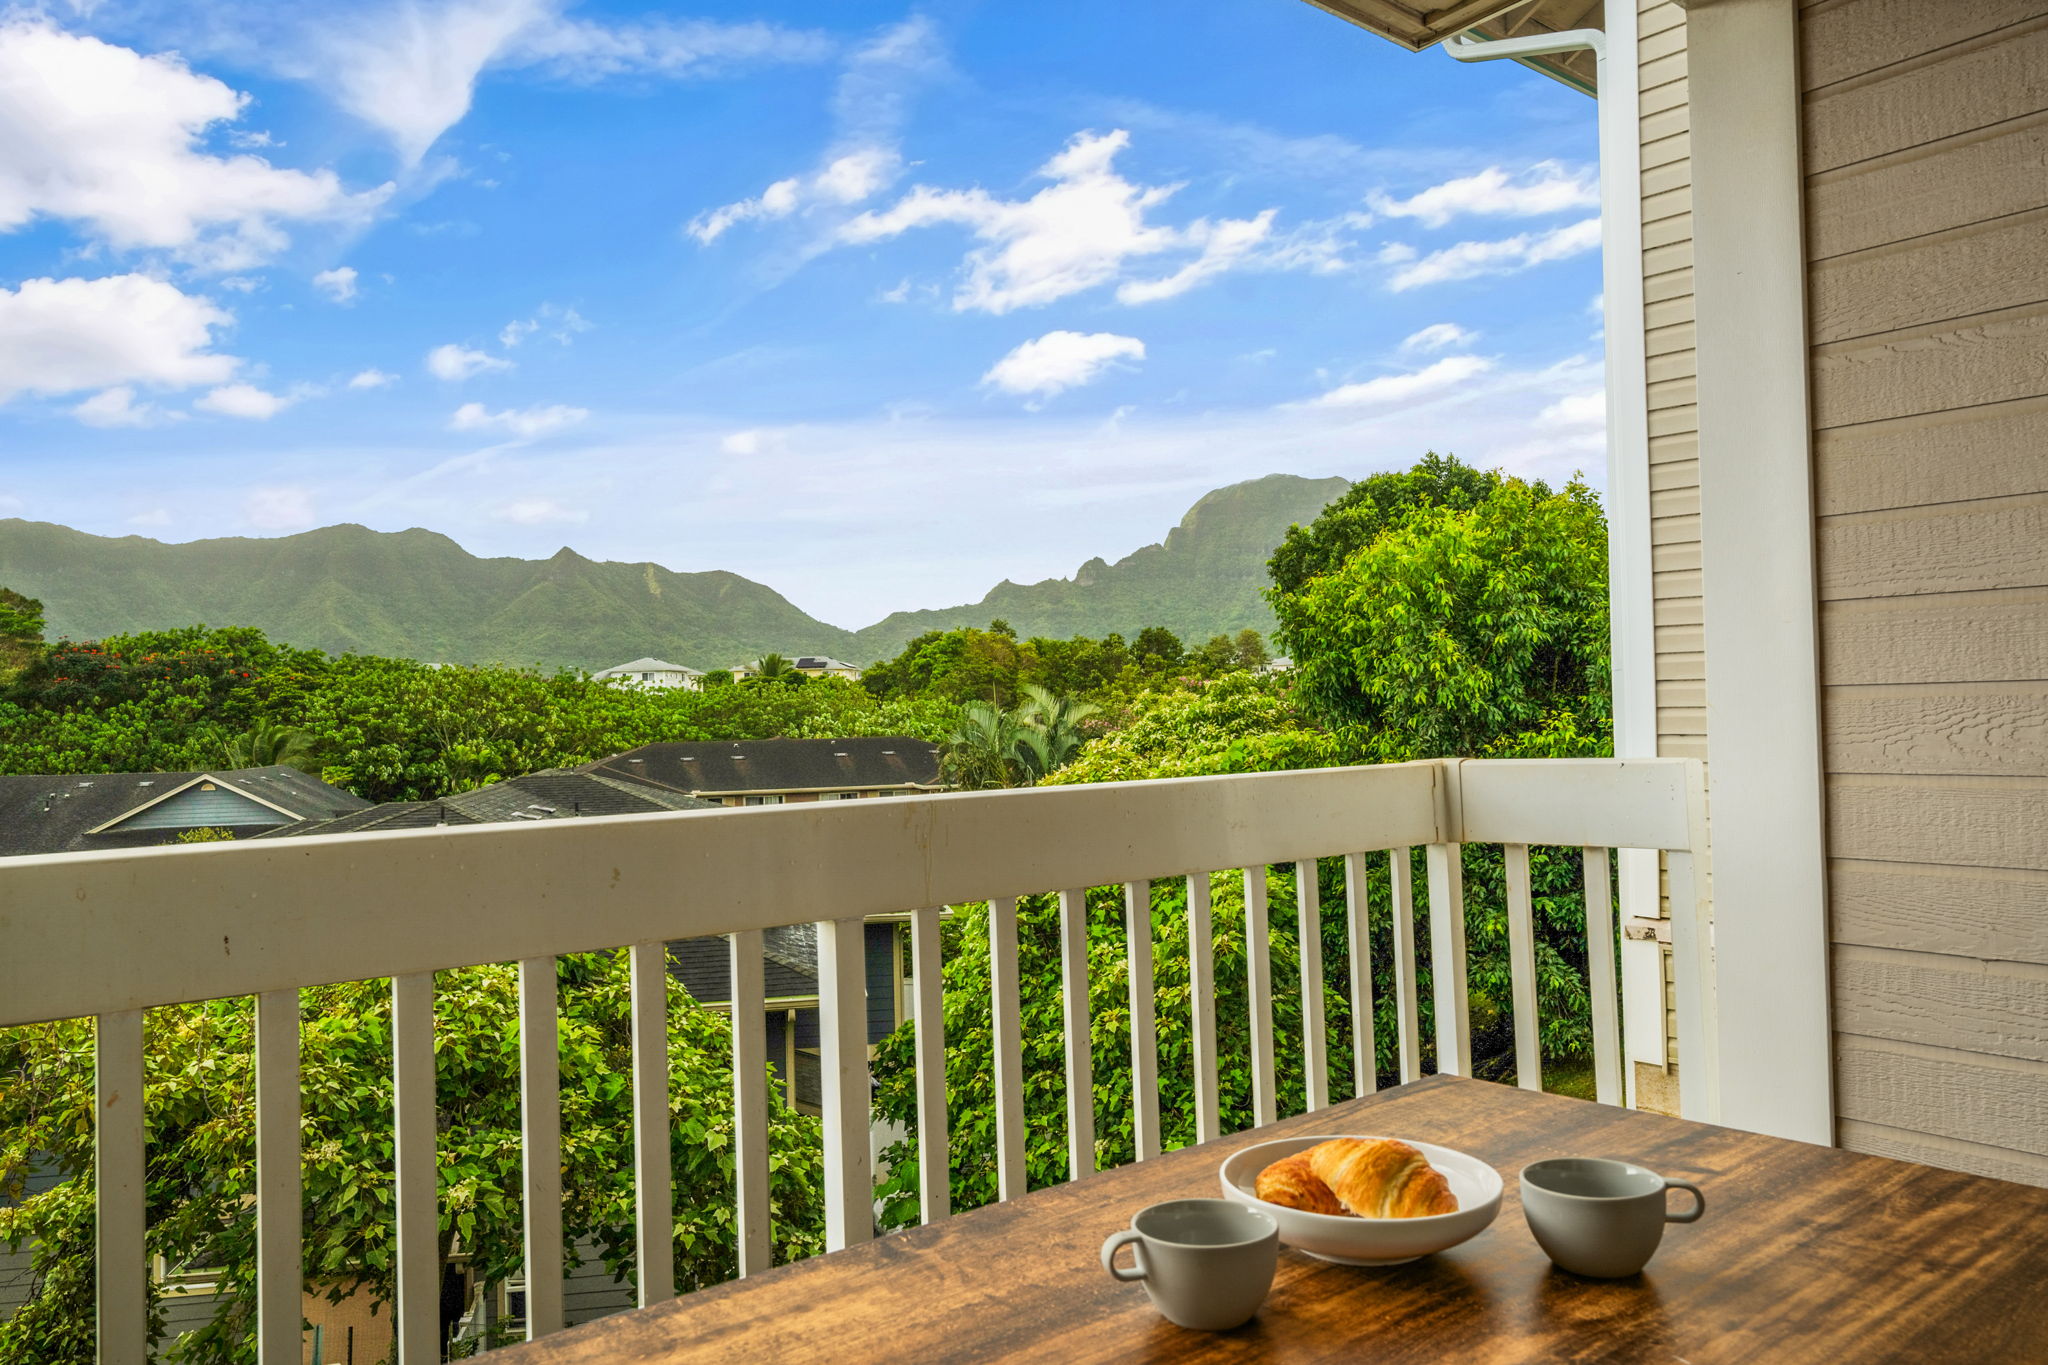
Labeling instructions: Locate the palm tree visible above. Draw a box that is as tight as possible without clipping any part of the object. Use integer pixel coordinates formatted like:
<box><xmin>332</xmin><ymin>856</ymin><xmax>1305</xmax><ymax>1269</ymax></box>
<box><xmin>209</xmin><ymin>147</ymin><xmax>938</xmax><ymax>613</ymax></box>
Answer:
<box><xmin>940</xmin><ymin>701</ymin><xmax>1032</xmax><ymax>790</ymax></box>
<box><xmin>749</xmin><ymin>653</ymin><xmax>803</xmax><ymax>687</ymax></box>
<box><xmin>1014</xmin><ymin>684</ymin><xmax>1100</xmax><ymax>778</ymax></box>
<box><xmin>217</xmin><ymin>720</ymin><xmax>321</xmax><ymax>773</ymax></box>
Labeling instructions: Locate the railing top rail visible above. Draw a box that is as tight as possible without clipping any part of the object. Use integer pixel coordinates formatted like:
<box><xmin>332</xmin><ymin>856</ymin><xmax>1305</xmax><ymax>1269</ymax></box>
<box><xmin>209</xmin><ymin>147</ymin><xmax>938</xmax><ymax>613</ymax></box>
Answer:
<box><xmin>0</xmin><ymin>757</ymin><xmax>1702</xmax><ymax>1027</ymax></box>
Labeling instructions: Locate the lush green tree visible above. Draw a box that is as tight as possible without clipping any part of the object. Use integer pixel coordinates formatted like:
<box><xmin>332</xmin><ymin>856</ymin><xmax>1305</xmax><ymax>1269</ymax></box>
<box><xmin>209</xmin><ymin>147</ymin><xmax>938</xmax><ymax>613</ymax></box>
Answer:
<box><xmin>1046</xmin><ymin>673</ymin><xmax>1335</xmax><ymax>785</ymax></box>
<box><xmin>1265</xmin><ymin>452</ymin><xmax>1500</xmax><ymax>597</ymax></box>
<box><xmin>214</xmin><ymin>721</ymin><xmax>321</xmax><ymax>773</ymax></box>
<box><xmin>1272</xmin><ymin>475</ymin><xmax>1610</xmax><ymax>760</ymax></box>
<box><xmin>698</xmin><ymin>670</ymin><xmax>734</xmax><ymax>689</ymax></box>
<box><xmin>0</xmin><ymin>588</ymin><xmax>43</xmax><ymax>677</ymax></box>
<box><xmin>746</xmin><ymin>654</ymin><xmax>803</xmax><ymax>689</ymax></box>
<box><xmin>1011</xmin><ymin>684</ymin><xmax>1098</xmax><ymax>779</ymax></box>
<box><xmin>0</xmin><ymin>954</ymin><xmax>825</xmax><ymax>1363</ymax></box>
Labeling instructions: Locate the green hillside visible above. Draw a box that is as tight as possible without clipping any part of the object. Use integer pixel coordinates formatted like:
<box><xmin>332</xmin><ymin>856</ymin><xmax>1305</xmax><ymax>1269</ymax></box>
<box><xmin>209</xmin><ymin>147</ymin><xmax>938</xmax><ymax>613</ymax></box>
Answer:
<box><xmin>0</xmin><ymin>521</ymin><xmax>859</xmax><ymax>672</ymax></box>
<box><xmin>0</xmin><ymin>473</ymin><xmax>1350</xmax><ymax>671</ymax></box>
<box><xmin>849</xmin><ymin>474</ymin><xmax>1349</xmax><ymax>658</ymax></box>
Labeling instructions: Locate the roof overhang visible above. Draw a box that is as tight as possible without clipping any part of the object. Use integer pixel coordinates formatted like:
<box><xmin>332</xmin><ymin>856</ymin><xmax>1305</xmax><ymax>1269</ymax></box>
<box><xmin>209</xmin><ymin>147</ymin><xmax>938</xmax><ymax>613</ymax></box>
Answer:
<box><xmin>1299</xmin><ymin>0</ymin><xmax>1603</xmax><ymax>94</ymax></box>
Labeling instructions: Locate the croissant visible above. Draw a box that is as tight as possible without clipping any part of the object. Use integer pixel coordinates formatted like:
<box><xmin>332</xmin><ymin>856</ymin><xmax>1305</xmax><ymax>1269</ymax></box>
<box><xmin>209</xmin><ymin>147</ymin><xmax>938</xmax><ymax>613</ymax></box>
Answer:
<box><xmin>1305</xmin><ymin>1138</ymin><xmax>1458</xmax><ymax>1219</ymax></box>
<box><xmin>1253</xmin><ymin>1153</ymin><xmax>1346</xmax><ymax>1215</ymax></box>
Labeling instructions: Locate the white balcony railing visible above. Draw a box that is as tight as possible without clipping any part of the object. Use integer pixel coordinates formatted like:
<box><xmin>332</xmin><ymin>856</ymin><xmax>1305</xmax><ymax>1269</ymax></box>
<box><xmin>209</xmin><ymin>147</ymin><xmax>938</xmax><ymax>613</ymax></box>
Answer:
<box><xmin>0</xmin><ymin>756</ymin><xmax>1710</xmax><ymax>1364</ymax></box>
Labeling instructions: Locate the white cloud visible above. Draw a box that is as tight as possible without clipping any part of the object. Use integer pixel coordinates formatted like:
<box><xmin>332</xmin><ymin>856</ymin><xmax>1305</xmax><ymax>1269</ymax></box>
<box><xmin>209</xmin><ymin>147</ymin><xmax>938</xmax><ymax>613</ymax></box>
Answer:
<box><xmin>721</xmin><ymin>427</ymin><xmax>788</xmax><ymax>456</ymax></box>
<box><xmin>498</xmin><ymin>303</ymin><xmax>590</xmax><ymax>347</ymax></box>
<box><xmin>0</xmin><ymin>19</ymin><xmax>388</xmax><ymax>270</ymax></box>
<box><xmin>1401</xmin><ymin>323</ymin><xmax>1474</xmax><ymax>353</ymax></box>
<box><xmin>426</xmin><ymin>342</ymin><xmax>513</xmax><ymax>380</ymax></box>
<box><xmin>196</xmin><ymin>382</ymin><xmax>296</xmax><ymax>419</ymax></box>
<box><xmin>685</xmin><ymin>20</ymin><xmax>937</xmax><ymax>245</ymax></box>
<box><xmin>1306</xmin><ymin>354</ymin><xmax>1494</xmax><ymax>409</ymax></box>
<box><xmin>449</xmin><ymin>400</ymin><xmax>587</xmax><ymax>437</ymax></box>
<box><xmin>245</xmin><ymin>486</ymin><xmax>317</xmax><ymax>531</ymax></box>
<box><xmin>0</xmin><ymin>274</ymin><xmax>237</xmax><ymax>403</ymax></box>
<box><xmin>72</xmin><ymin>386</ymin><xmax>179</xmax><ymax>428</ymax></box>
<box><xmin>982</xmin><ymin>331</ymin><xmax>1145</xmax><ymax>401</ymax></box>
<box><xmin>128</xmin><ymin>507</ymin><xmax>173</xmax><ymax>527</ymax></box>
<box><xmin>1387</xmin><ymin>218</ymin><xmax>1600</xmax><ymax>291</ymax></box>
<box><xmin>348</xmin><ymin>368</ymin><xmax>398</xmax><ymax>389</ymax></box>
<box><xmin>1538</xmin><ymin>390</ymin><xmax>1606</xmax><ymax>426</ymax></box>
<box><xmin>317</xmin><ymin>0</ymin><xmax>829</xmax><ymax>165</ymax></box>
<box><xmin>840</xmin><ymin>129</ymin><xmax>1310</xmax><ymax>314</ymax></box>
<box><xmin>492</xmin><ymin>496</ymin><xmax>587</xmax><ymax>524</ymax></box>
<box><xmin>312</xmin><ymin>266</ymin><xmax>358</xmax><ymax>303</ymax></box>
<box><xmin>1369</xmin><ymin>161</ymin><xmax>1598</xmax><ymax>228</ymax></box>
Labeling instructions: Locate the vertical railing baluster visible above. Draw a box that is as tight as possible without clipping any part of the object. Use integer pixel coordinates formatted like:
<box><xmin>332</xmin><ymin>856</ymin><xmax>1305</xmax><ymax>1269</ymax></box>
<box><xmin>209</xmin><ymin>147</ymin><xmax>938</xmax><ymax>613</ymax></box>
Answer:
<box><xmin>391</xmin><ymin>973</ymin><xmax>438</xmax><ymax>1365</ymax></box>
<box><xmin>910</xmin><ymin>906</ymin><xmax>949</xmax><ymax>1222</ymax></box>
<box><xmin>1582</xmin><ymin>848</ymin><xmax>1624</xmax><ymax>1106</ymax></box>
<box><xmin>1505</xmin><ymin>844</ymin><xmax>1541</xmax><ymax>1091</ymax></box>
<box><xmin>1186</xmin><ymin>875</ymin><xmax>1220</xmax><ymax>1144</ymax></box>
<box><xmin>988</xmin><ymin>897</ymin><xmax>1027</xmax><ymax>1201</ymax></box>
<box><xmin>1344</xmin><ymin>852</ymin><xmax>1376</xmax><ymax>1098</ymax></box>
<box><xmin>1124</xmin><ymin>882</ymin><xmax>1160</xmax><ymax>1160</ymax></box>
<box><xmin>517</xmin><ymin>960</ymin><xmax>564</xmax><ymax>1336</ymax></box>
<box><xmin>1425</xmin><ymin>843</ymin><xmax>1471</xmax><ymax>1076</ymax></box>
<box><xmin>1295</xmin><ymin>861</ymin><xmax>1328</xmax><ymax>1112</ymax></box>
<box><xmin>255</xmin><ymin>990</ymin><xmax>301</xmax><ymax>1364</ymax></box>
<box><xmin>728</xmin><ymin>931</ymin><xmax>771</xmax><ymax>1275</ymax></box>
<box><xmin>1668</xmin><ymin>849</ymin><xmax>1717</xmax><ymax>1122</ymax></box>
<box><xmin>1057</xmin><ymin>889</ymin><xmax>1094</xmax><ymax>1180</ymax></box>
<box><xmin>94</xmin><ymin>1009</ymin><xmax>145</xmax><ymax>1365</ymax></box>
<box><xmin>628</xmin><ymin>942</ymin><xmax>674</xmax><ymax>1304</ymax></box>
<box><xmin>820</xmin><ymin>917</ymin><xmax>873</xmax><ymax>1249</ymax></box>
<box><xmin>1244</xmin><ymin>868</ymin><xmax>1276</xmax><ymax>1128</ymax></box>
<box><xmin>1390</xmin><ymin>848</ymin><xmax>1420</xmax><ymax>1082</ymax></box>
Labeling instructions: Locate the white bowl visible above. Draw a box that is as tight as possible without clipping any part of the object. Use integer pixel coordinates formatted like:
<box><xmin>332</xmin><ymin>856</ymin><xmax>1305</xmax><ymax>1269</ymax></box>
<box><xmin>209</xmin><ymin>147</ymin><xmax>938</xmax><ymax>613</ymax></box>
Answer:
<box><xmin>1218</xmin><ymin>1135</ymin><xmax>1504</xmax><ymax>1266</ymax></box>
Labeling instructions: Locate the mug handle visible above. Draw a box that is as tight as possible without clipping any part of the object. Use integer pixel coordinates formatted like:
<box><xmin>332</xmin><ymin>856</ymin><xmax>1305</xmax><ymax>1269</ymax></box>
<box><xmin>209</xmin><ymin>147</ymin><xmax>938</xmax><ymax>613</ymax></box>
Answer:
<box><xmin>1662</xmin><ymin>1178</ymin><xmax>1706</xmax><ymax>1224</ymax></box>
<box><xmin>1100</xmin><ymin>1228</ymin><xmax>1149</xmax><ymax>1283</ymax></box>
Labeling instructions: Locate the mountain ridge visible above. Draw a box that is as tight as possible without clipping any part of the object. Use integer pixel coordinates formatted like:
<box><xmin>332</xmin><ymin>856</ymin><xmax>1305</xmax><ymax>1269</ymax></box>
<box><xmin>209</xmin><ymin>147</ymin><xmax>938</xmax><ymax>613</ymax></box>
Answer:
<box><xmin>0</xmin><ymin>473</ymin><xmax>1348</xmax><ymax>671</ymax></box>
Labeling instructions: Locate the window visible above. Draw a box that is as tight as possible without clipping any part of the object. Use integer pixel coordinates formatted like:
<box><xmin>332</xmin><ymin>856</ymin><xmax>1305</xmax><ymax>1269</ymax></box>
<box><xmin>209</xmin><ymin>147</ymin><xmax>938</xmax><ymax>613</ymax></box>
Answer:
<box><xmin>743</xmin><ymin>795</ymin><xmax>784</xmax><ymax>806</ymax></box>
<box><xmin>822</xmin><ymin>791</ymin><xmax>859</xmax><ymax>801</ymax></box>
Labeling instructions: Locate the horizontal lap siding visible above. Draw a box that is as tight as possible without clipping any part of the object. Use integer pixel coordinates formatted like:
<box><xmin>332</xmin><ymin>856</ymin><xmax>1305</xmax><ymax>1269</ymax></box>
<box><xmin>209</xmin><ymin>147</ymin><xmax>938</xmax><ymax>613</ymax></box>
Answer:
<box><xmin>1802</xmin><ymin>0</ymin><xmax>2048</xmax><ymax>1182</ymax></box>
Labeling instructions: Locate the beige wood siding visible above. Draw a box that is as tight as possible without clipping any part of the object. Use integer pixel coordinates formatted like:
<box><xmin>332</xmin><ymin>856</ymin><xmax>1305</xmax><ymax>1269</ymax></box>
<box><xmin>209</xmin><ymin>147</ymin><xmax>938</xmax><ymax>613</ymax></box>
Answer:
<box><xmin>1802</xmin><ymin>0</ymin><xmax>2048</xmax><ymax>1186</ymax></box>
<box><xmin>1638</xmin><ymin>0</ymin><xmax>1698</xmax><ymax>1106</ymax></box>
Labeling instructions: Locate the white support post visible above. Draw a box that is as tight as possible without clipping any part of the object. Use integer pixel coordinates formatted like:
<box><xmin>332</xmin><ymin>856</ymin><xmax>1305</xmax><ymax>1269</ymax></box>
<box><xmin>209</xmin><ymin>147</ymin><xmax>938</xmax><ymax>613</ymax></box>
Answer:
<box><xmin>94</xmin><ymin>1009</ymin><xmax>146</xmax><ymax>1365</ymax></box>
<box><xmin>1389</xmin><ymin>847</ymin><xmax>1421</xmax><ymax>1083</ymax></box>
<box><xmin>1295</xmin><ymin>861</ymin><xmax>1329</xmax><ymax>1112</ymax></box>
<box><xmin>1244</xmin><ymin>868</ymin><xmax>1276</xmax><ymax>1127</ymax></box>
<box><xmin>255</xmin><ymin>990</ymin><xmax>302</xmax><ymax>1365</ymax></box>
<box><xmin>1504</xmin><ymin>844</ymin><xmax>1541</xmax><ymax>1091</ymax></box>
<box><xmin>391</xmin><ymin>973</ymin><xmax>438</xmax><ymax>1365</ymax></box>
<box><xmin>628</xmin><ymin>942</ymin><xmax>674</xmax><ymax>1304</ymax></box>
<box><xmin>910</xmin><ymin>906</ymin><xmax>949</xmax><ymax>1222</ymax></box>
<box><xmin>1057</xmin><ymin>888</ymin><xmax>1095</xmax><ymax>1180</ymax></box>
<box><xmin>1186</xmin><ymin>875</ymin><xmax>1221</xmax><ymax>1144</ymax></box>
<box><xmin>819</xmin><ymin>917</ymin><xmax>873</xmax><ymax>1249</ymax></box>
<box><xmin>728</xmin><ymin>931</ymin><xmax>771</xmax><ymax>1276</ymax></box>
<box><xmin>1344</xmin><ymin>852</ymin><xmax>1376</xmax><ymax>1097</ymax></box>
<box><xmin>988</xmin><ymin>897</ymin><xmax>1027</xmax><ymax>1201</ymax></box>
<box><xmin>1426</xmin><ymin>844</ymin><xmax>1470</xmax><ymax>1077</ymax></box>
<box><xmin>1124</xmin><ymin>883</ymin><xmax>1161</xmax><ymax>1160</ymax></box>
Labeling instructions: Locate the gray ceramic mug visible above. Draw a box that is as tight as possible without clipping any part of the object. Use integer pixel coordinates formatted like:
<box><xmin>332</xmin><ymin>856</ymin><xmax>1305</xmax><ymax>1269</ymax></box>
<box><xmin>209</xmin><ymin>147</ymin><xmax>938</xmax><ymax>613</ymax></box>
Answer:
<box><xmin>1520</xmin><ymin>1158</ymin><xmax>1706</xmax><ymax>1278</ymax></box>
<box><xmin>1100</xmin><ymin>1198</ymin><xmax>1279</xmax><ymax>1331</ymax></box>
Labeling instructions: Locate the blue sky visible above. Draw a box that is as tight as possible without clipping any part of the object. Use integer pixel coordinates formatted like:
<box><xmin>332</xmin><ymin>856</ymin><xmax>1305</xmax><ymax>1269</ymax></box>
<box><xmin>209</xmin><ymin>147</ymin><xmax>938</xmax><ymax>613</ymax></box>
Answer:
<box><xmin>0</xmin><ymin>0</ymin><xmax>1603</xmax><ymax>628</ymax></box>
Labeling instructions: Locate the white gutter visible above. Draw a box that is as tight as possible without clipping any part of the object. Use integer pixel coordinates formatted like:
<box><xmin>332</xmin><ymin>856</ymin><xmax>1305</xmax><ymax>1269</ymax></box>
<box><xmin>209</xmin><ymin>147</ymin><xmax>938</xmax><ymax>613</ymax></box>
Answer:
<box><xmin>1447</xmin><ymin>19</ymin><xmax>1668</xmax><ymax>1101</ymax></box>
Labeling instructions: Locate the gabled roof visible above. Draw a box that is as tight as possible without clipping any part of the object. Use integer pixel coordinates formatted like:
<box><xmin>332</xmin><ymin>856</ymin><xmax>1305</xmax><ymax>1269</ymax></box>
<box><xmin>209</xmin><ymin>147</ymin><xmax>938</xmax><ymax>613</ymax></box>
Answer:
<box><xmin>594</xmin><ymin>657</ymin><xmax>702</xmax><ymax>676</ymax></box>
<box><xmin>1300</xmin><ymin>0</ymin><xmax>1602</xmax><ymax>93</ymax></box>
<box><xmin>579</xmin><ymin>736</ymin><xmax>944</xmax><ymax>797</ymax></box>
<box><xmin>260</xmin><ymin>770</ymin><xmax>719</xmax><ymax>839</ymax></box>
<box><xmin>0</xmin><ymin>767</ymin><xmax>371</xmax><ymax>858</ymax></box>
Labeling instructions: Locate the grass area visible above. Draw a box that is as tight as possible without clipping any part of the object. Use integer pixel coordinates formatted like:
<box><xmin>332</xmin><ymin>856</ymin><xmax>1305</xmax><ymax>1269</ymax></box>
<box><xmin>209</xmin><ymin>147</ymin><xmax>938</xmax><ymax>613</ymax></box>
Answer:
<box><xmin>1541</xmin><ymin>1056</ymin><xmax>1599</xmax><ymax>1101</ymax></box>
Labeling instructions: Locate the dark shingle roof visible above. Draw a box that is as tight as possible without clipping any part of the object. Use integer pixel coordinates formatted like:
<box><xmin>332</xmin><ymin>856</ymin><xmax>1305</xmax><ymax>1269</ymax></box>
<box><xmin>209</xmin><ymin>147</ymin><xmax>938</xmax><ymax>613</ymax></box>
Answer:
<box><xmin>260</xmin><ymin>771</ymin><xmax>718</xmax><ymax>840</ymax></box>
<box><xmin>0</xmin><ymin>767</ymin><xmax>370</xmax><ymax>858</ymax></box>
<box><xmin>671</xmin><ymin>924</ymin><xmax>820</xmax><ymax>1004</ymax></box>
<box><xmin>579</xmin><ymin>737</ymin><xmax>942</xmax><ymax>797</ymax></box>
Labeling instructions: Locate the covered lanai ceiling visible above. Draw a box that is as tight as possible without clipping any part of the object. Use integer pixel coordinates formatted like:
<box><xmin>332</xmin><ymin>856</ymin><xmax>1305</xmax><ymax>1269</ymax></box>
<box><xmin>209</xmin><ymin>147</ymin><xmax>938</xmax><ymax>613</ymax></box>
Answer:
<box><xmin>1298</xmin><ymin>0</ymin><xmax>1605</xmax><ymax>93</ymax></box>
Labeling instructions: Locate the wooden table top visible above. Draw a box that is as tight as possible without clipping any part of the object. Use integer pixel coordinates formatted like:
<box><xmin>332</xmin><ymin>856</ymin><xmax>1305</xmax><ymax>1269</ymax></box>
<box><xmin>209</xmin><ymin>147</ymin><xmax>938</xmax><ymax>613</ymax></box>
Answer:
<box><xmin>502</xmin><ymin>1075</ymin><xmax>2048</xmax><ymax>1364</ymax></box>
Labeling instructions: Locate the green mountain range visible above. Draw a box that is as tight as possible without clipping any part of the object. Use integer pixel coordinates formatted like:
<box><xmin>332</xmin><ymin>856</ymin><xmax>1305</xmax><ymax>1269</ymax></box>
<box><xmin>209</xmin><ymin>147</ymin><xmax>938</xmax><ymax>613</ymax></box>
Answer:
<box><xmin>0</xmin><ymin>473</ymin><xmax>1347</xmax><ymax>671</ymax></box>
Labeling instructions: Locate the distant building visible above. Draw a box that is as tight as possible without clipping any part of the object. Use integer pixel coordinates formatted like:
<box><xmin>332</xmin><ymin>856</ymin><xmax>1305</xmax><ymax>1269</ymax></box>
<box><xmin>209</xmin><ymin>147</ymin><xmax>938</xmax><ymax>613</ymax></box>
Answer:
<box><xmin>730</xmin><ymin>655</ymin><xmax>864</xmax><ymax>682</ymax></box>
<box><xmin>577</xmin><ymin>736</ymin><xmax>943</xmax><ymax>806</ymax></box>
<box><xmin>0</xmin><ymin>767</ymin><xmax>369</xmax><ymax>857</ymax></box>
<box><xmin>591</xmin><ymin>656</ymin><xmax>704</xmax><ymax>690</ymax></box>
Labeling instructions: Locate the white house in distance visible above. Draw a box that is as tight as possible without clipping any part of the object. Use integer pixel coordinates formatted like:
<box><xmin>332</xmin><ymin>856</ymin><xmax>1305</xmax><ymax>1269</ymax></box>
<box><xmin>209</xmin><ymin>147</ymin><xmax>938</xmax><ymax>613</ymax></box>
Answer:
<box><xmin>731</xmin><ymin>655</ymin><xmax>864</xmax><ymax>682</ymax></box>
<box><xmin>590</xmin><ymin>657</ymin><xmax>705</xmax><ymax>690</ymax></box>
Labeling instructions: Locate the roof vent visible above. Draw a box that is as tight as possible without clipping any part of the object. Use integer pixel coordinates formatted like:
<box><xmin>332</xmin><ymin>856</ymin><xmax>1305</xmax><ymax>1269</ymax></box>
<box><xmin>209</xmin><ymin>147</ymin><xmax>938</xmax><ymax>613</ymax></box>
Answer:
<box><xmin>628</xmin><ymin>757</ymin><xmax>645</xmax><ymax>763</ymax></box>
<box><xmin>678</xmin><ymin>756</ymin><xmax>696</xmax><ymax>761</ymax></box>
<box><xmin>530</xmin><ymin>804</ymin><xmax>557</xmax><ymax>814</ymax></box>
<box><xmin>881</xmin><ymin>750</ymin><xmax>895</xmax><ymax>755</ymax></box>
